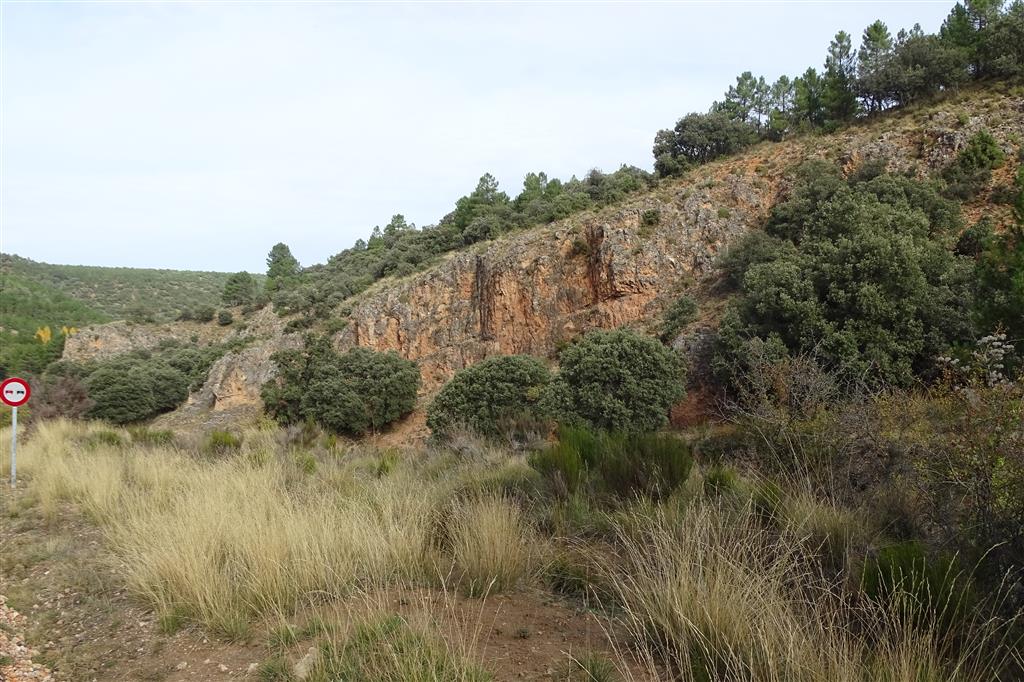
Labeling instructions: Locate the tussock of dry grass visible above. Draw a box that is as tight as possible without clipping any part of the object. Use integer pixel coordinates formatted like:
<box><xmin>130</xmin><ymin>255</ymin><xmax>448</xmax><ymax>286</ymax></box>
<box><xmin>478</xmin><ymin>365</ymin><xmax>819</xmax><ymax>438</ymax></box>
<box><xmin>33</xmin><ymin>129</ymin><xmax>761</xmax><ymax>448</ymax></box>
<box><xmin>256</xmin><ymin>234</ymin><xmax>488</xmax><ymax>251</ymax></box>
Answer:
<box><xmin>604</xmin><ymin>497</ymin><xmax>1018</xmax><ymax>682</ymax></box>
<box><xmin>448</xmin><ymin>494</ymin><xmax>539</xmax><ymax>596</ymax></box>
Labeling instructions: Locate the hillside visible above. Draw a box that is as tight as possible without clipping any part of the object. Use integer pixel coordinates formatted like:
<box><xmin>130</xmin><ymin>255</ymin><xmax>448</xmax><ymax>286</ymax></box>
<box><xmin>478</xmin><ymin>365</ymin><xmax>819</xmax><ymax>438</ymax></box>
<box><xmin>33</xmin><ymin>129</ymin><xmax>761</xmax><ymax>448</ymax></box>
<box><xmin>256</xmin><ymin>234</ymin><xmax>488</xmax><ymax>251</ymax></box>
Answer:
<box><xmin>0</xmin><ymin>254</ymin><xmax>251</xmax><ymax>323</ymax></box>
<box><xmin>84</xmin><ymin>83</ymin><xmax>1015</xmax><ymax>437</ymax></box>
<box><xmin>0</xmin><ymin>254</ymin><xmax>265</xmax><ymax>376</ymax></box>
<box><xmin>0</xmin><ymin>271</ymin><xmax>110</xmax><ymax>375</ymax></box>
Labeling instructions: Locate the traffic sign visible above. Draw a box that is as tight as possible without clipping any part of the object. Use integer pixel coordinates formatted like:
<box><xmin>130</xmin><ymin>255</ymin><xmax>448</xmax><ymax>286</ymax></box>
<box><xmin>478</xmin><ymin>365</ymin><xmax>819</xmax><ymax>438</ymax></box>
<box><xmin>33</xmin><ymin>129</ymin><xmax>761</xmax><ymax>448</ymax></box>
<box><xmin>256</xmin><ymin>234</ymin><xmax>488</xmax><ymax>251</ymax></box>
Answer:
<box><xmin>1</xmin><ymin>377</ymin><xmax>31</xmax><ymax>408</ymax></box>
<box><xmin>2</xmin><ymin>377</ymin><xmax>29</xmax><ymax>488</ymax></box>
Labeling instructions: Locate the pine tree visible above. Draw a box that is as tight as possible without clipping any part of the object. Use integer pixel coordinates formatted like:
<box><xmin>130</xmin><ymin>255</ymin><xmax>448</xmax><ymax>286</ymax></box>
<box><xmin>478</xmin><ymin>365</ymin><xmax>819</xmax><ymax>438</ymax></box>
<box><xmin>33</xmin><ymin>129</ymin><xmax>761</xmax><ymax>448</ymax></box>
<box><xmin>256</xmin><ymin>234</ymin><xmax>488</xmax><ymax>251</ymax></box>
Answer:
<box><xmin>823</xmin><ymin>31</ymin><xmax>859</xmax><ymax>124</ymax></box>
<box><xmin>858</xmin><ymin>20</ymin><xmax>895</xmax><ymax>112</ymax></box>
<box><xmin>720</xmin><ymin>72</ymin><xmax>760</xmax><ymax>123</ymax></box>
<box><xmin>793</xmin><ymin>68</ymin><xmax>826</xmax><ymax>127</ymax></box>
<box><xmin>265</xmin><ymin>243</ymin><xmax>300</xmax><ymax>292</ymax></box>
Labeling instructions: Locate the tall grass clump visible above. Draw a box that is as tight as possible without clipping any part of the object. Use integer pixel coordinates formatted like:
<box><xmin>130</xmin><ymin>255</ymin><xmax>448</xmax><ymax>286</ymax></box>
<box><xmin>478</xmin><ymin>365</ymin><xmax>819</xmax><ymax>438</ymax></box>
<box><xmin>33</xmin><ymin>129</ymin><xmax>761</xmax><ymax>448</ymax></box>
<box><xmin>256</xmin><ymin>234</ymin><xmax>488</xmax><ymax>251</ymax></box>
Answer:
<box><xmin>604</xmin><ymin>497</ymin><xmax>1021</xmax><ymax>682</ymax></box>
<box><xmin>204</xmin><ymin>429</ymin><xmax>242</xmax><ymax>453</ymax></box>
<box><xmin>14</xmin><ymin>420</ymin><xmax>443</xmax><ymax>637</ymax></box>
<box><xmin>447</xmin><ymin>494</ymin><xmax>538</xmax><ymax>596</ymax></box>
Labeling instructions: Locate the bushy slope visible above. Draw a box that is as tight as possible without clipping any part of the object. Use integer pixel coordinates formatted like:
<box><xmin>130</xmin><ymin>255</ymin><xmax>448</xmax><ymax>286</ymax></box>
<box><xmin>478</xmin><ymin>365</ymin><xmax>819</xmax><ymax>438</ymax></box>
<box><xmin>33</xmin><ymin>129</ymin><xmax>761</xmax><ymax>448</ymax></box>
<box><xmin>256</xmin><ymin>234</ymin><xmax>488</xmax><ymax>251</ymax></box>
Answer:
<box><xmin>0</xmin><ymin>254</ymin><xmax>246</xmax><ymax>323</ymax></box>
<box><xmin>0</xmin><ymin>271</ymin><xmax>109</xmax><ymax>375</ymax></box>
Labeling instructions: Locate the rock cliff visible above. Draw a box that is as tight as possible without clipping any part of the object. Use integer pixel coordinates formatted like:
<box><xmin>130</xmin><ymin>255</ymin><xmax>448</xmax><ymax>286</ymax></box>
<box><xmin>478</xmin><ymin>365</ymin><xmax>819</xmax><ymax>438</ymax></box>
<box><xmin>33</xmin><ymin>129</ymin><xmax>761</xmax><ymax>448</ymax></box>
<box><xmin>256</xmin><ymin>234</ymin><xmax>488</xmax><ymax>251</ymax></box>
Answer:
<box><xmin>332</xmin><ymin>182</ymin><xmax>763</xmax><ymax>388</ymax></box>
<box><xmin>329</xmin><ymin>89</ymin><xmax>1023</xmax><ymax>391</ymax></box>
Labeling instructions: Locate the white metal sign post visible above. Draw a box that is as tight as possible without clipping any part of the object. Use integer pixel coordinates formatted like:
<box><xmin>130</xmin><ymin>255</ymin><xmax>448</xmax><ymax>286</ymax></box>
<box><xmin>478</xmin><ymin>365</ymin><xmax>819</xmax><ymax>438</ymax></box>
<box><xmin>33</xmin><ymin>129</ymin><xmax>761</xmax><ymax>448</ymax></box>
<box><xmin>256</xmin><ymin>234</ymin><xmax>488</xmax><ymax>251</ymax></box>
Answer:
<box><xmin>1</xmin><ymin>377</ymin><xmax>31</xmax><ymax>488</ymax></box>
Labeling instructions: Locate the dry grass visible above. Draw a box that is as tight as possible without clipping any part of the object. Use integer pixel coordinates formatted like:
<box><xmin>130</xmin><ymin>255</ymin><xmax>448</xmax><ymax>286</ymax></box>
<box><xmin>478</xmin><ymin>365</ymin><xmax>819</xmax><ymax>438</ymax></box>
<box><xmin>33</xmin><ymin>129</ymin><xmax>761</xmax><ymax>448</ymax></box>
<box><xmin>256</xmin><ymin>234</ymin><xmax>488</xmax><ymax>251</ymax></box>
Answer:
<box><xmin>299</xmin><ymin>584</ymin><xmax>496</xmax><ymax>682</ymax></box>
<box><xmin>448</xmin><ymin>493</ymin><xmax>540</xmax><ymax>596</ymax></box>
<box><xmin>13</xmin><ymin>420</ymin><xmax>465</xmax><ymax>637</ymax></box>
<box><xmin>603</xmin><ymin>497</ymin><xmax>1019</xmax><ymax>682</ymax></box>
<box><xmin>9</xmin><ymin>419</ymin><xmax>1021</xmax><ymax>680</ymax></box>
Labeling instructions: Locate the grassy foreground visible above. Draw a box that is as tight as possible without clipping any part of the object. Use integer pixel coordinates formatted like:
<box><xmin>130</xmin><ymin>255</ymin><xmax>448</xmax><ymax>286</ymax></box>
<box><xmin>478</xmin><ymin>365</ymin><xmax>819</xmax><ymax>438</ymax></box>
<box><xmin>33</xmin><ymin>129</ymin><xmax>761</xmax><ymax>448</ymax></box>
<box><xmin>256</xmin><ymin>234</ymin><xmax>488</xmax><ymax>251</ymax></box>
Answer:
<box><xmin>2</xmin><ymin>419</ymin><xmax>1021</xmax><ymax>681</ymax></box>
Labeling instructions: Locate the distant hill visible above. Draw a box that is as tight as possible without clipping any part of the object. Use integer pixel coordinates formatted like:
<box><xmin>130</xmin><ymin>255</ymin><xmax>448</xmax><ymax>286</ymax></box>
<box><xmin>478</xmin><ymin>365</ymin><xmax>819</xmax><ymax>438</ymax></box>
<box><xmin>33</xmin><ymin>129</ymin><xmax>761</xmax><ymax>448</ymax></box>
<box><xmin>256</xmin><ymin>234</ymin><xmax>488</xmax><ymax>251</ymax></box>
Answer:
<box><xmin>0</xmin><ymin>254</ymin><xmax>264</xmax><ymax>376</ymax></box>
<box><xmin>0</xmin><ymin>254</ymin><xmax>258</xmax><ymax>322</ymax></box>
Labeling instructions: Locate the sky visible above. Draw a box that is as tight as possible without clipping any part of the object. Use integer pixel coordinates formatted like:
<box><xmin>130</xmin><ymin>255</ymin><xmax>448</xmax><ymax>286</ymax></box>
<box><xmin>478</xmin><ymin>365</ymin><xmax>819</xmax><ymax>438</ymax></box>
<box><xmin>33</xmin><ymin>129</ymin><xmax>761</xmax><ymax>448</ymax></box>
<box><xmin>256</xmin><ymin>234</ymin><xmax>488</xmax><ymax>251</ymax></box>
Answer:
<box><xmin>1</xmin><ymin>0</ymin><xmax>955</xmax><ymax>273</ymax></box>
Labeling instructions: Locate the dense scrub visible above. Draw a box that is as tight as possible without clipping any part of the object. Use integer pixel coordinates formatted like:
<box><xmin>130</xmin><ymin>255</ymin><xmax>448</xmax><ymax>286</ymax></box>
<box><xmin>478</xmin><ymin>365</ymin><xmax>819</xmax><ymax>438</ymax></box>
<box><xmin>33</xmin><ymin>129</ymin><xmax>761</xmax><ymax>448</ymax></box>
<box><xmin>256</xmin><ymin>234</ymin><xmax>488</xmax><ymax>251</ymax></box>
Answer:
<box><xmin>715</xmin><ymin>162</ymin><xmax>974</xmax><ymax>387</ymax></box>
<box><xmin>0</xmin><ymin>253</ymin><xmax>248</xmax><ymax>323</ymax></box>
<box><xmin>0</xmin><ymin>270</ymin><xmax>107</xmax><ymax>376</ymax></box>
<box><xmin>33</xmin><ymin>338</ymin><xmax>250</xmax><ymax>425</ymax></box>
<box><xmin>262</xmin><ymin>335</ymin><xmax>420</xmax><ymax>436</ymax></box>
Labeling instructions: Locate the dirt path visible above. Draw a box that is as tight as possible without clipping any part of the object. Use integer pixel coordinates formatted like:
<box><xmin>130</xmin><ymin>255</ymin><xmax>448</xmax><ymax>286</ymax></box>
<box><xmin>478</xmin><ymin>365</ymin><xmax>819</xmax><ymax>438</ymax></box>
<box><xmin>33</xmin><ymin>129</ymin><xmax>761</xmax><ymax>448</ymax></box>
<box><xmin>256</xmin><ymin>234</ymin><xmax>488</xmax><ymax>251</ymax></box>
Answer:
<box><xmin>0</xmin><ymin>595</ymin><xmax>55</xmax><ymax>681</ymax></box>
<box><xmin>1</xmin><ymin>494</ymin><xmax>262</xmax><ymax>681</ymax></box>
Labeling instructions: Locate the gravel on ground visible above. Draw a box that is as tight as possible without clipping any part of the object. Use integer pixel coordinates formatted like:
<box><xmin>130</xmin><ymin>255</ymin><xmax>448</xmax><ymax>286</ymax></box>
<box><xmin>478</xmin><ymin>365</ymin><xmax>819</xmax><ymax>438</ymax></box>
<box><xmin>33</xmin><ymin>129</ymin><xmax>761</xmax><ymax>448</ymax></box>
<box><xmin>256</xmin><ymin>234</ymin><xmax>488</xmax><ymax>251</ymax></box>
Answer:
<box><xmin>0</xmin><ymin>595</ymin><xmax>54</xmax><ymax>682</ymax></box>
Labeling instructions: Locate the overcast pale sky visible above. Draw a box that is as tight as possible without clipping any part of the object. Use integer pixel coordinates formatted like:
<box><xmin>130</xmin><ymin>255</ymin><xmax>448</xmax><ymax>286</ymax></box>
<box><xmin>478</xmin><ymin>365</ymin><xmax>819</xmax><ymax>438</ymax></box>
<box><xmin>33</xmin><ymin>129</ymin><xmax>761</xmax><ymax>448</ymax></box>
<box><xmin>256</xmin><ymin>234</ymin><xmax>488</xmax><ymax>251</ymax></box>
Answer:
<box><xmin>1</xmin><ymin>1</ymin><xmax>953</xmax><ymax>273</ymax></box>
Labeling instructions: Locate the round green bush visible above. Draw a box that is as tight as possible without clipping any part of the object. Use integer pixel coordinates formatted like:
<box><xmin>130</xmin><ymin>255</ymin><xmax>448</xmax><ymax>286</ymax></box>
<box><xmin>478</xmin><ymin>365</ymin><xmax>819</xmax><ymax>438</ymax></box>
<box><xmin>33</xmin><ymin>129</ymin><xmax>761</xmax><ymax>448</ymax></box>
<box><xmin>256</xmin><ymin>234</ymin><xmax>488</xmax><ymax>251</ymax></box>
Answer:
<box><xmin>264</xmin><ymin>337</ymin><xmax>420</xmax><ymax>437</ymax></box>
<box><xmin>303</xmin><ymin>348</ymin><xmax>419</xmax><ymax>432</ymax></box>
<box><xmin>85</xmin><ymin>364</ymin><xmax>158</xmax><ymax>424</ymax></box>
<box><xmin>942</xmin><ymin>130</ymin><xmax>1006</xmax><ymax>200</ymax></box>
<box><xmin>144</xmin><ymin>362</ymin><xmax>190</xmax><ymax>412</ymax></box>
<box><xmin>426</xmin><ymin>354</ymin><xmax>551</xmax><ymax>438</ymax></box>
<box><xmin>542</xmin><ymin>328</ymin><xmax>686</xmax><ymax>433</ymax></box>
<box><xmin>194</xmin><ymin>306</ymin><xmax>216</xmax><ymax>323</ymax></box>
<box><xmin>84</xmin><ymin>359</ymin><xmax>189</xmax><ymax>425</ymax></box>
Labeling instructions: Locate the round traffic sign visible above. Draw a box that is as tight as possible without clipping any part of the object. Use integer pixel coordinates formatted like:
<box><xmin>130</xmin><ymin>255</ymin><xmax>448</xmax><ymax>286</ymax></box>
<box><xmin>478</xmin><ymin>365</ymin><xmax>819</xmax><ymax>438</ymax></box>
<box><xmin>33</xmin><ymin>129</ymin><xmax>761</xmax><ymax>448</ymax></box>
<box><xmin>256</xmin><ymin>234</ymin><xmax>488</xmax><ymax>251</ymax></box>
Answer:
<box><xmin>1</xmin><ymin>377</ymin><xmax>31</xmax><ymax>408</ymax></box>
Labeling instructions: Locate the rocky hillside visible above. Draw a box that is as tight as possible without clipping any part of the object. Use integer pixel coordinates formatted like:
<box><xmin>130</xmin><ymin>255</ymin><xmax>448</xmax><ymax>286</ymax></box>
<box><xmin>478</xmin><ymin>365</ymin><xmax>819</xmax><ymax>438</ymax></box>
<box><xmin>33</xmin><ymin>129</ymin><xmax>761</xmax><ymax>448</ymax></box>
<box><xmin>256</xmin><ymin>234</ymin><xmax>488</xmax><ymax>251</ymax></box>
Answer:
<box><xmin>328</xmin><ymin>88</ymin><xmax>1023</xmax><ymax>382</ymax></box>
<box><xmin>62</xmin><ymin>86</ymin><xmax>1024</xmax><ymax>433</ymax></box>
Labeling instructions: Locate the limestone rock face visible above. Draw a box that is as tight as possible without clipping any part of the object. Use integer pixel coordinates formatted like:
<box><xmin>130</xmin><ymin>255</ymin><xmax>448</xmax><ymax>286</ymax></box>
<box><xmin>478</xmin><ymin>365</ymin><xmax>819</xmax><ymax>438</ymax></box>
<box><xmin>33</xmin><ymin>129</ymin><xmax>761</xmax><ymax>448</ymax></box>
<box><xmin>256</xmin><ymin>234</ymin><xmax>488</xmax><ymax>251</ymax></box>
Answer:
<box><xmin>156</xmin><ymin>308</ymin><xmax>299</xmax><ymax>427</ymax></box>
<box><xmin>333</xmin><ymin>188</ymin><xmax>762</xmax><ymax>389</ymax></box>
<box><xmin>190</xmin><ymin>337</ymin><xmax>300</xmax><ymax>413</ymax></box>
<box><xmin>62</xmin><ymin>320</ymin><xmax>221</xmax><ymax>362</ymax></box>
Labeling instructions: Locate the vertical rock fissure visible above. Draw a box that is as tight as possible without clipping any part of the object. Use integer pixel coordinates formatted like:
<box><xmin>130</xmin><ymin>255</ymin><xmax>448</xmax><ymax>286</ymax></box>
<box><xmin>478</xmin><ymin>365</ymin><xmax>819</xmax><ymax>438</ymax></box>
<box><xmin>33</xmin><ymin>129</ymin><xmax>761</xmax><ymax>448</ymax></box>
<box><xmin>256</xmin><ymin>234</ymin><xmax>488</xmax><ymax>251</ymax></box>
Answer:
<box><xmin>585</xmin><ymin>224</ymin><xmax>611</xmax><ymax>304</ymax></box>
<box><xmin>474</xmin><ymin>256</ymin><xmax>496</xmax><ymax>341</ymax></box>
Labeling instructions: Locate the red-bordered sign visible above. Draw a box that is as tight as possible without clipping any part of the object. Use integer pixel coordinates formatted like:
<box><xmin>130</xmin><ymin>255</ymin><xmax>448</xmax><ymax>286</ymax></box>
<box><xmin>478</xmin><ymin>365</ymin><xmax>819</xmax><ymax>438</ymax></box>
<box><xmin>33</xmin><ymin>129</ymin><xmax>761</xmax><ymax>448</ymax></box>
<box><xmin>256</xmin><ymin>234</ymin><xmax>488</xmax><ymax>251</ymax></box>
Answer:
<box><xmin>1</xmin><ymin>377</ymin><xmax>31</xmax><ymax>407</ymax></box>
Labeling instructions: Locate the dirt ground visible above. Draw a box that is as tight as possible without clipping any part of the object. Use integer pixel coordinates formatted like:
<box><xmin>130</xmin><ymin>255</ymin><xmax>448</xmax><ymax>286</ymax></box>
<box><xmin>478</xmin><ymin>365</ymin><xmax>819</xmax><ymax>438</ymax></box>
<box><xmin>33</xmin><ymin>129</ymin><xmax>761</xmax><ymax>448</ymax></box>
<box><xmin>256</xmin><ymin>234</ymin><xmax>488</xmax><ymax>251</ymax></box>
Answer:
<box><xmin>0</xmin><ymin>487</ymin><xmax>649</xmax><ymax>681</ymax></box>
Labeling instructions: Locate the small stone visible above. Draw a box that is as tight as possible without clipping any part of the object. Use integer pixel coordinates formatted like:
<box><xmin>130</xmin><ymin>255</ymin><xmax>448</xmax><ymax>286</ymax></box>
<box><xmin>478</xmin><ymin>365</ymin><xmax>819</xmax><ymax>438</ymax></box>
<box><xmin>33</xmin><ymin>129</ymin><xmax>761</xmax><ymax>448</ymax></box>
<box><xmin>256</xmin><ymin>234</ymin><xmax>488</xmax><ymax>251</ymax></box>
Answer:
<box><xmin>247</xmin><ymin>663</ymin><xmax>259</xmax><ymax>673</ymax></box>
<box><xmin>175</xmin><ymin>661</ymin><xmax>188</xmax><ymax>670</ymax></box>
<box><xmin>293</xmin><ymin>647</ymin><xmax>318</xmax><ymax>680</ymax></box>
<box><xmin>218</xmin><ymin>664</ymin><xmax>229</xmax><ymax>672</ymax></box>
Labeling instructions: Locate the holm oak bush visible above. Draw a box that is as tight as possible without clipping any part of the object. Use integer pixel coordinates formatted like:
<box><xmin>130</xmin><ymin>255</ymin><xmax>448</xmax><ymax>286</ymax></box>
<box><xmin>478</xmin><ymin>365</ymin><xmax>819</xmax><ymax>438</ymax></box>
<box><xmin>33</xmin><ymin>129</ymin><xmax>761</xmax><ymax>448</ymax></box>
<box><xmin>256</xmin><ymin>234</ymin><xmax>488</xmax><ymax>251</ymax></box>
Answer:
<box><xmin>263</xmin><ymin>336</ymin><xmax>420</xmax><ymax>436</ymax></box>
<box><xmin>426</xmin><ymin>354</ymin><xmax>551</xmax><ymax>438</ymax></box>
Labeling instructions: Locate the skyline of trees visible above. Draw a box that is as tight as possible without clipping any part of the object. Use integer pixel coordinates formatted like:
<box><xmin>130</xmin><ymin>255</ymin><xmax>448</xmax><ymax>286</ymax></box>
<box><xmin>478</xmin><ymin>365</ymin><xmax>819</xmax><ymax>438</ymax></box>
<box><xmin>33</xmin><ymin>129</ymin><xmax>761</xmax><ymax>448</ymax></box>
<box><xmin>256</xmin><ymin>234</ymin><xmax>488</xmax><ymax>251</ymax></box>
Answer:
<box><xmin>654</xmin><ymin>0</ymin><xmax>1024</xmax><ymax>176</ymax></box>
